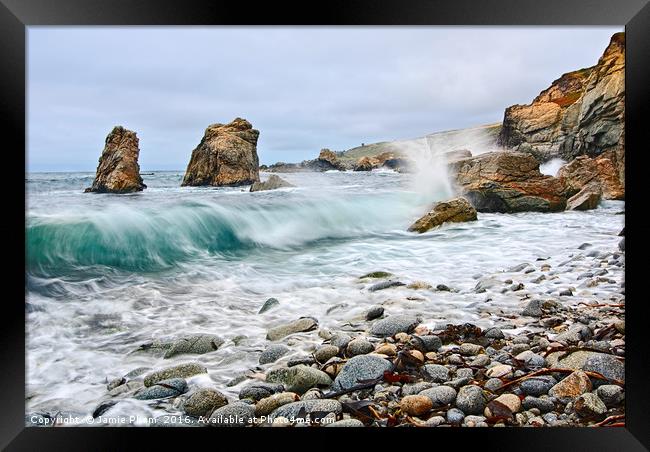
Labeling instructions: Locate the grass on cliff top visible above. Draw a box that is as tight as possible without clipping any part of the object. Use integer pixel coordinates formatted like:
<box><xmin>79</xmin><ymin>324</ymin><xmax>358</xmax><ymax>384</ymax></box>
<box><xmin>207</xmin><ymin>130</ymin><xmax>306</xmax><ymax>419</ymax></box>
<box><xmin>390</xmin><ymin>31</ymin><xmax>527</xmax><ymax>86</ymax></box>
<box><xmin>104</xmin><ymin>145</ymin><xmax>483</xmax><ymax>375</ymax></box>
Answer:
<box><xmin>339</xmin><ymin>123</ymin><xmax>502</xmax><ymax>162</ymax></box>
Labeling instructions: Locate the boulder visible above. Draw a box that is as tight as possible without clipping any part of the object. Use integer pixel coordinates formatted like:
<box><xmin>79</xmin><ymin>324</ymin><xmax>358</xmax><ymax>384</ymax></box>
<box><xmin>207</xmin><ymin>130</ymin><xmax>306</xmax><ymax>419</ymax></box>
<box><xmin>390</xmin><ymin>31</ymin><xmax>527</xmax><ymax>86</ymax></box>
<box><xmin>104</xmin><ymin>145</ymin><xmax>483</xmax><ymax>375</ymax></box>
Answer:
<box><xmin>557</xmin><ymin>152</ymin><xmax>624</xmax><ymax>200</ymax></box>
<box><xmin>143</xmin><ymin>363</ymin><xmax>208</xmax><ymax>387</ymax></box>
<box><xmin>408</xmin><ymin>197</ymin><xmax>477</xmax><ymax>233</ymax></box>
<box><xmin>163</xmin><ymin>334</ymin><xmax>224</xmax><ymax>359</ymax></box>
<box><xmin>332</xmin><ymin>355</ymin><xmax>392</xmax><ymax>391</ymax></box>
<box><xmin>250</xmin><ymin>174</ymin><xmax>294</xmax><ymax>192</ymax></box>
<box><xmin>498</xmin><ymin>33</ymin><xmax>625</xmax><ymax>164</ymax></box>
<box><xmin>449</xmin><ymin>151</ymin><xmax>567</xmax><ymax>212</ymax></box>
<box><xmin>181</xmin><ymin>118</ymin><xmax>260</xmax><ymax>187</ymax></box>
<box><xmin>266</xmin><ymin>317</ymin><xmax>318</xmax><ymax>341</ymax></box>
<box><xmin>566</xmin><ymin>183</ymin><xmax>602</xmax><ymax>211</ymax></box>
<box><xmin>85</xmin><ymin>126</ymin><xmax>146</xmax><ymax>193</ymax></box>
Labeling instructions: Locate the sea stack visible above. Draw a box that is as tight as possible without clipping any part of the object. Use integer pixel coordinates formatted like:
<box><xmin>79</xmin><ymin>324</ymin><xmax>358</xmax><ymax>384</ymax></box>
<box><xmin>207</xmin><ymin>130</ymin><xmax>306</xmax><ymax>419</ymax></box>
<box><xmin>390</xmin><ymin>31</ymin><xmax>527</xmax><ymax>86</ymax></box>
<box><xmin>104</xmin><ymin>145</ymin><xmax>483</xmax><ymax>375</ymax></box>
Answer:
<box><xmin>182</xmin><ymin>118</ymin><xmax>260</xmax><ymax>187</ymax></box>
<box><xmin>85</xmin><ymin>126</ymin><xmax>146</xmax><ymax>193</ymax></box>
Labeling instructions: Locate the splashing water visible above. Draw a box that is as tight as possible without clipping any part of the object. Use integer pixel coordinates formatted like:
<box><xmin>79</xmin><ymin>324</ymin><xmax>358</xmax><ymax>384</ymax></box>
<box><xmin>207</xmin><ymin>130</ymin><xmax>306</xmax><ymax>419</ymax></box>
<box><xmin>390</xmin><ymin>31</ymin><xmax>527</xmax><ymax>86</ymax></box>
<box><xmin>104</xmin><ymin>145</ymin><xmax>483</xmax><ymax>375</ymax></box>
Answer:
<box><xmin>539</xmin><ymin>158</ymin><xmax>568</xmax><ymax>176</ymax></box>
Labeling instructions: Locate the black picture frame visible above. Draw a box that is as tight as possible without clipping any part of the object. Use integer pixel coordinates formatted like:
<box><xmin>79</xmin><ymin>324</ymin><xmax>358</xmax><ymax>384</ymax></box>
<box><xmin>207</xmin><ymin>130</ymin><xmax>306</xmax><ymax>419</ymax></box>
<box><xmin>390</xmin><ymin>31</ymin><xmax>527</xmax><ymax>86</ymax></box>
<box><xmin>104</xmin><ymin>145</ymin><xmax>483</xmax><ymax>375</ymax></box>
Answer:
<box><xmin>6</xmin><ymin>0</ymin><xmax>650</xmax><ymax>449</ymax></box>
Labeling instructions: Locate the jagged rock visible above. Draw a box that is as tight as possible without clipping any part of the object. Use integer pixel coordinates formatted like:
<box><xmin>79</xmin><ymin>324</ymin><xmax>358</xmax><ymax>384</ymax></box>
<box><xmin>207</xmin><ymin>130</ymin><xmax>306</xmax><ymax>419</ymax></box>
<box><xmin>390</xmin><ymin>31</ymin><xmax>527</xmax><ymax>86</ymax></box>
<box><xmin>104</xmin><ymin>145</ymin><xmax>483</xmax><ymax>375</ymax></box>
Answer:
<box><xmin>301</xmin><ymin>149</ymin><xmax>347</xmax><ymax>171</ymax></box>
<box><xmin>85</xmin><ymin>126</ymin><xmax>146</xmax><ymax>193</ymax></box>
<box><xmin>498</xmin><ymin>33</ymin><xmax>625</xmax><ymax>165</ymax></box>
<box><xmin>182</xmin><ymin>118</ymin><xmax>260</xmax><ymax>187</ymax></box>
<box><xmin>566</xmin><ymin>183</ymin><xmax>602</xmax><ymax>210</ymax></box>
<box><xmin>408</xmin><ymin>197</ymin><xmax>477</xmax><ymax>233</ymax></box>
<box><xmin>449</xmin><ymin>151</ymin><xmax>567</xmax><ymax>213</ymax></box>
<box><xmin>353</xmin><ymin>156</ymin><xmax>376</xmax><ymax>171</ymax></box>
<box><xmin>558</xmin><ymin>152</ymin><xmax>624</xmax><ymax>200</ymax></box>
<box><xmin>250</xmin><ymin>174</ymin><xmax>294</xmax><ymax>192</ymax></box>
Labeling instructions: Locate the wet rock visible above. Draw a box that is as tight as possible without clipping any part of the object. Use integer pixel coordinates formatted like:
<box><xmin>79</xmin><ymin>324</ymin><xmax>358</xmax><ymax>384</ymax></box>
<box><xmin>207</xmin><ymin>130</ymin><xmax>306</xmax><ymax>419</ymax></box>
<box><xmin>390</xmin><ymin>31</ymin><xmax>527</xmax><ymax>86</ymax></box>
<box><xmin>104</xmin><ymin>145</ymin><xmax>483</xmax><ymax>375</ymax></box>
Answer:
<box><xmin>522</xmin><ymin>396</ymin><xmax>556</xmax><ymax>413</ymax></box>
<box><xmin>370</xmin><ymin>315</ymin><xmax>419</xmax><ymax>337</ymax></box>
<box><xmin>266</xmin><ymin>317</ymin><xmax>318</xmax><ymax>341</ymax></box>
<box><xmin>486</xmin><ymin>364</ymin><xmax>513</xmax><ymax>379</ymax></box>
<box><xmin>484</xmin><ymin>378</ymin><xmax>503</xmax><ymax>392</ymax></box>
<box><xmin>456</xmin><ymin>385</ymin><xmax>487</xmax><ymax>415</ymax></box>
<box><xmin>375</xmin><ymin>343</ymin><xmax>397</xmax><ymax>356</ymax></box>
<box><xmin>332</xmin><ymin>355</ymin><xmax>392</xmax><ymax>391</ymax></box>
<box><xmin>330</xmin><ymin>333</ymin><xmax>353</xmax><ymax>349</ymax></box>
<box><xmin>515</xmin><ymin>350</ymin><xmax>546</xmax><ymax>368</ymax></box>
<box><xmin>268</xmin><ymin>399</ymin><xmax>343</xmax><ymax>421</ymax></box>
<box><xmin>519</xmin><ymin>376</ymin><xmax>557</xmax><ymax>396</ymax></box>
<box><xmin>183</xmin><ymin>388</ymin><xmax>228</xmax><ymax>417</ymax></box>
<box><xmin>360</xmin><ymin>271</ymin><xmax>393</xmax><ymax>279</ymax></box>
<box><xmin>182</xmin><ymin>118</ymin><xmax>260</xmax><ymax>187</ymax></box>
<box><xmin>209</xmin><ymin>402</ymin><xmax>255</xmax><ymax>427</ymax></box>
<box><xmin>596</xmin><ymin>385</ymin><xmax>624</xmax><ymax>407</ymax></box>
<box><xmin>400</xmin><ymin>395</ymin><xmax>433</xmax><ymax>416</ymax></box>
<box><xmin>368</xmin><ymin>280</ymin><xmax>406</xmax><ymax>292</ymax></box>
<box><xmin>422</xmin><ymin>364</ymin><xmax>450</xmax><ymax>383</ymax></box>
<box><xmin>490</xmin><ymin>393</ymin><xmax>522</xmax><ymax>414</ymax></box>
<box><xmin>410</xmin><ymin>335</ymin><xmax>442</xmax><ymax>352</ymax></box>
<box><xmin>407</xmin><ymin>197</ymin><xmax>477</xmax><ymax>233</ymax></box>
<box><xmin>325</xmin><ymin>419</ymin><xmax>364</xmax><ymax>427</ymax></box>
<box><xmin>108</xmin><ymin>380</ymin><xmax>143</xmax><ymax>397</ymax></box>
<box><xmin>250</xmin><ymin>174</ymin><xmax>294</xmax><ymax>192</ymax></box>
<box><xmin>239</xmin><ymin>382</ymin><xmax>284</xmax><ymax>401</ymax></box>
<box><xmin>547</xmin><ymin>350</ymin><xmax>625</xmax><ymax>382</ymax></box>
<box><xmin>346</xmin><ymin>338</ymin><xmax>374</xmax><ymax>357</ymax></box>
<box><xmin>365</xmin><ymin>306</ymin><xmax>384</xmax><ymax>321</ymax></box>
<box><xmin>459</xmin><ymin>343</ymin><xmax>483</xmax><ymax>356</ymax></box>
<box><xmin>258</xmin><ymin>297</ymin><xmax>280</xmax><ymax>314</ymax></box>
<box><xmin>549</xmin><ymin>370</ymin><xmax>592</xmax><ymax>399</ymax></box>
<box><xmin>259</xmin><ymin>344</ymin><xmax>290</xmax><ymax>365</ymax></box>
<box><xmin>85</xmin><ymin>126</ymin><xmax>146</xmax><ymax>193</ymax></box>
<box><xmin>484</xmin><ymin>327</ymin><xmax>505</xmax><ymax>339</ymax></box>
<box><xmin>469</xmin><ymin>354</ymin><xmax>491</xmax><ymax>367</ymax></box>
<box><xmin>134</xmin><ymin>378</ymin><xmax>188</xmax><ymax>400</ymax></box>
<box><xmin>255</xmin><ymin>392</ymin><xmax>300</xmax><ymax>416</ymax></box>
<box><xmin>402</xmin><ymin>381</ymin><xmax>435</xmax><ymax>396</ymax></box>
<box><xmin>566</xmin><ymin>184</ymin><xmax>602</xmax><ymax>210</ymax></box>
<box><xmin>420</xmin><ymin>385</ymin><xmax>457</xmax><ymax>407</ymax></box>
<box><xmin>522</xmin><ymin>299</ymin><xmax>544</xmax><ymax>317</ymax></box>
<box><xmin>164</xmin><ymin>334</ymin><xmax>224</xmax><ymax>359</ymax></box>
<box><xmin>447</xmin><ymin>407</ymin><xmax>465</xmax><ymax>424</ymax></box>
<box><xmin>143</xmin><ymin>363</ymin><xmax>207</xmax><ymax>387</ymax></box>
<box><xmin>313</xmin><ymin>345</ymin><xmax>339</xmax><ymax>363</ymax></box>
<box><xmin>574</xmin><ymin>393</ymin><xmax>607</xmax><ymax>418</ymax></box>
<box><xmin>266</xmin><ymin>365</ymin><xmax>332</xmax><ymax>394</ymax></box>
<box><xmin>436</xmin><ymin>284</ymin><xmax>451</xmax><ymax>291</ymax></box>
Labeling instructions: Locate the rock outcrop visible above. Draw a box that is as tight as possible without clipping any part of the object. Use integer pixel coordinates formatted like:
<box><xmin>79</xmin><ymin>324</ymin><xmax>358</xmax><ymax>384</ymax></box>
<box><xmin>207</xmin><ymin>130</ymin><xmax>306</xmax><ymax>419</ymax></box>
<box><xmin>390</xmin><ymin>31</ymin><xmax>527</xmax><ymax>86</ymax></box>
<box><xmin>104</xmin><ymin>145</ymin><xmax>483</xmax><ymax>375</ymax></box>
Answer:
<box><xmin>353</xmin><ymin>152</ymin><xmax>401</xmax><ymax>171</ymax></box>
<box><xmin>557</xmin><ymin>151</ymin><xmax>624</xmax><ymax>200</ymax></box>
<box><xmin>85</xmin><ymin>126</ymin><xmax>146</xmax><ymax>193</ymax></box>
<box><xmin>408</xmin><ymin>198</ymin><xmax>477</xmax><ymax>233</ymax></box>
<box><xmin>498</xmin><ymin>32</ymin><xmax>624</xmax><ymax>164</ymax></box>
<box><xmin>566</xmin><ymin>183</ymin><xmax>601</xmax><ymax>211</ymax></box>
<box><xmin>449</xmin><ymin>151</ymin><xmax>567</xmax><ymax>213</ymax></box>
<box><xmin>302</xmin><ymin>149</ymin><xmax>348</xmax><ymax>171</ymax></box>
<box><xmin>182</xmin><ymin>118</ymin><xmax>260</xmax><ymax>187</ymax></box>
<box><xmin>250</xmin><ymin>174</ymin><xmax>294</xmax><ymax>192</ymax></box>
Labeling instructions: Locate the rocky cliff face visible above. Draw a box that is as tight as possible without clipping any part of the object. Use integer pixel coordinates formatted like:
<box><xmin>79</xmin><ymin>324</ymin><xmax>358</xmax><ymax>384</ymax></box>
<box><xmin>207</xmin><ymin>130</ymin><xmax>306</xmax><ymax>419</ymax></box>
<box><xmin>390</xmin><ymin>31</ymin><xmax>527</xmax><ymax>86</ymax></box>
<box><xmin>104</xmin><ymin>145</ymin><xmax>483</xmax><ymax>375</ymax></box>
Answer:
<box><xmin>449</xmin><ymin>151</ymin><xmax>567</xmax><ymax>213</ymax></box>
<box><xmin>182</xmin><ymin>118</ymin><xmax>260</xmax><ymax>187</ymax></box>
<box><xmin>85</xmin><ymin>126</ymin><xmax>146</xmax><ymax>193</ymax></box>
<box><xmin>498</xmin><ymin>32</ymin><xmax>624</xmax><ymax>163</ymax></box>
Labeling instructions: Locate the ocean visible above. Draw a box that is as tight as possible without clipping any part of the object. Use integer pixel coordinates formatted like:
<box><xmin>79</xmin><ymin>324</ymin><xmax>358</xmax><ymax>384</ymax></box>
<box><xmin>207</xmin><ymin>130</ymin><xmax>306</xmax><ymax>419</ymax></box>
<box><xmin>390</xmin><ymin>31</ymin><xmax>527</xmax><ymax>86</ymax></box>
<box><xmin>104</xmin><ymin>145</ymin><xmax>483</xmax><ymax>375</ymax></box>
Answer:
<box><xmin>25</xmin><ymin>169</ymin><xmax>624</xmax><ymax>422</ymax></box>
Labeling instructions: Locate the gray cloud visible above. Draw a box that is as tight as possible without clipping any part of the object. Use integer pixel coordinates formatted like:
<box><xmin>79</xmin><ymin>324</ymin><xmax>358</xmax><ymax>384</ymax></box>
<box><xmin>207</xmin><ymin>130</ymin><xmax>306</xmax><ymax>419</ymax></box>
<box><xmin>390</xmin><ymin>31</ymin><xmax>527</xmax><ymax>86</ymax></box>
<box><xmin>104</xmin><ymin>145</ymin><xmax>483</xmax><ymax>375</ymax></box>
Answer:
<box><xmin>27</xmin><ymin>26</ymin><xmax>621</xmax><ymax>171</ymax></box>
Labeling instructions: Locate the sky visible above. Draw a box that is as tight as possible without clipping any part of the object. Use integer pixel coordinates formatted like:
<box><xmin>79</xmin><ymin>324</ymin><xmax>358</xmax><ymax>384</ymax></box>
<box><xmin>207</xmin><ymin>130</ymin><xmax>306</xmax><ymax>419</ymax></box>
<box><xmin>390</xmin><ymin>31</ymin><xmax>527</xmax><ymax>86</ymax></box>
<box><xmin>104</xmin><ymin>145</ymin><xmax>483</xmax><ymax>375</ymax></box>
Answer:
<box><xmin>27</xmin><ymin>26</ymin><xmax>622</xmax><ymax>172</ymax></box>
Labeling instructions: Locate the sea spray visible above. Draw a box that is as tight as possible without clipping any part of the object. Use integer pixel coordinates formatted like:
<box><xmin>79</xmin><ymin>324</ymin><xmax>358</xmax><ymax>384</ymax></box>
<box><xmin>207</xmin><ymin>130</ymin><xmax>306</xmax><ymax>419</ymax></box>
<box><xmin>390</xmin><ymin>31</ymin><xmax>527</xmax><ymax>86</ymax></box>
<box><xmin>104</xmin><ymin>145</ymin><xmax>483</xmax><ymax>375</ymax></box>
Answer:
<box><xmin>539</xmin><ymin>158</ymin><xmax>567</xmax><ymax>177</ymax></box>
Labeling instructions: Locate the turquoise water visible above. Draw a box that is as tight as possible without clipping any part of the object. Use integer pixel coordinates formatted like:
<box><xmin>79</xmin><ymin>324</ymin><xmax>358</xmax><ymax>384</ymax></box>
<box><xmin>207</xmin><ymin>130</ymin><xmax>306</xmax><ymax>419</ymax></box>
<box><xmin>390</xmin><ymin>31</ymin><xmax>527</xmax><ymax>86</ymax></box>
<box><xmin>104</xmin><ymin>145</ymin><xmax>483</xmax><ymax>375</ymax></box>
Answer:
<box><xmin>25</xmin><ymin>169</ymin><xmax>624</xmax><ymax>419</ymax></box>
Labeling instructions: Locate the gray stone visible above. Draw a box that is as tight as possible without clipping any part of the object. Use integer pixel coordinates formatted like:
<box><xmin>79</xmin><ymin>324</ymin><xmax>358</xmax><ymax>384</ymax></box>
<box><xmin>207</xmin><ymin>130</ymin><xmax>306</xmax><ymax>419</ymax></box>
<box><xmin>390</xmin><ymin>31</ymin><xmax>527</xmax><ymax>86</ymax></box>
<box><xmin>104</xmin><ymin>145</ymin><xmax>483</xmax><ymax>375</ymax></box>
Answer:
<box><xmin>455</xmin><ymin>385</ymin><xmax>487</xmax><ymax>415</ymax></box>
<box><xmin>547</xmin><ymin>351</ymin><xmax>625</xmax><ymax>382</ymax></box>
<box><xmin>313</xmin><ymin>345</ymin><xmax>339</xmax><ymax>363</ymax></box>
<box><xmin>402</xmin><ymin>381</ymin><xmax>436</xmax><ymax>396</ymax></box>
<box><xmin>370</xmin><ymin>315</ymin><xmax>419</xmax><ymax>337</ymax></box>
<box><xmin>239</xmin><ymin>382</ymin><xmax>284</xmax><ymax>401</ymax></box>
<box><xmin>266</xmin><ymin>365</ymin><xmax>332</xmax><ymax>394</ymax></box>
<box><xmin>332</xmin><ymin>355</ymin><xmax>392</xmax><ymax>391</ymax></box>
<box><xmin>268</xmin><ymin>399</ymin><xmax>343</xmax><ymax>421</ymax></box>
<box><xmin>365</xmin><ymin>306</ymin><xmax>384</xmax><ymax>321</ymax></box>
<box><xmin>259</xmin><ymin>344</ymin><xmax>290</xmax><ymax>364</ymax></box>
<box><xmin>469</xmin><ymin>354</ymin><xmax>491</xmax><ymax>367</ymax></box>
<box><xmin>419</xmin><ymin>385</ymin><xmax>457</xmax><ymax>407</ymax></box>
<box><xmin>250</xmin><ymin>174</ymin><xmax>294</xmax><ymax>192</ymax></box>
<box><xmin>422</xmin><ymin>364</ymin><xmax>450</xmax><ymax>383</ymax></box>
<box><xmin>183</xmin><ymin>388</ymin><xmax>228</xmax><ymax>417</ymax></box>
<box><xmin>287</xmin><ymin>356</ymin><xmax>317</xmax><ymax>367</ymax></box>
<box><xmin>484</xmin><ymin>327</ymin><xmax>505</xmax><ymax>339</ymax></box>
<box><xmin>522</xmin><ymin>299</ymin><xmax>543</xmax><ymax>317</ymax></box>
<box><xmin>163</xmin><ymin>334</ymin><xmax>224</xmax><ymax>359</ymax></box>
<box><xmin>325</xmin><ymin>418</ymin><xmax>364</xmax><ymax>427</ymax></box>
<box><xmin>447</xmin><ymin>408</ymin><xmax>465</xmax><ymax>424</ymax></box>
<box><xmin>515</xmin><ymin>350</ymin><xmax>546</xmax><ymax>368</ymax></box>
<box><xmin>267</xmin><ymin>317</ymin><xmax>318</xmax><ymax>341</ymax></box>
<box><xmin>209</xmin><ymin>402</ymin><xmax>255</xmax><ymax>427</ymax></box>
<box><xmin>368</xmin><ymin>280</ymin><xmax>406</xmax><ymax>292</ymax></box>
<box><xmin>410</xmin><ymin>335</ymin><xmax>442</xmax><ymax>352</ymax></box>
<box><xmin>456</xmin><ymin>368</ymin><xmax>474</xmax><ymax>379</ymax></box>
<box><xmin>134</xmin><ymin>378</ymin><xmax>188</xmax><ymax>400</ymax></box>
<box><xmin>522</xmin><ymin>396</ymin><xmax>556</xmax><ymax>413</ymax></box>
<box><xmin>108</xmin><ymin>380</ymin><xmax>143</xmax><ymax>397</ymax></box>
<box><xmin>346</xmin><ymin>338</ymin><xmax>374</xmax><ymax>357</ymax></box>
<box><xmin>508</xmin><ymin>263</ymin><xmax>530</xmax><ymax>272</ymax></box>
<box><xmin>459</xmin><ymin>343</ymin><xmax>483</xmax><ymax>356</ymax></box>
<box><xmin>258</xmin><ymin>297</ymin><xmax>280</xmax><ymax>314</ymax></box>
<box><xmin>596</xmin><ymin>385</ymin><xmax>624</xmax><ymax>407</ymax></box>
<box><xmin>484</xmin><ymin>378</ymin><xmax>503</xmax><ymax>392</ymax></box>
<box><xmin>329</xmin><ymin>333</ymin><xmax>353</xmax><ymax>349</ymax></box>
<box><xmin>574</xmin><ymin>393</ymin><xmax>607</xmax><ymax>417</ymax></box>
<box><xmin>143</xmin><ymin>363</ymin><xmax>207</xmax><ymax>387</ymax></box>
<box><xmin>519</xmin><ymin>376</ymin><xmax>557</xmax><ymax>396</ymax></box>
